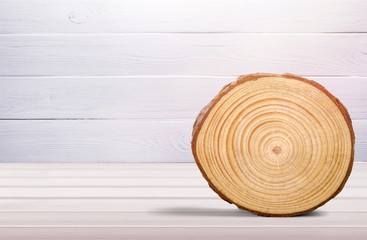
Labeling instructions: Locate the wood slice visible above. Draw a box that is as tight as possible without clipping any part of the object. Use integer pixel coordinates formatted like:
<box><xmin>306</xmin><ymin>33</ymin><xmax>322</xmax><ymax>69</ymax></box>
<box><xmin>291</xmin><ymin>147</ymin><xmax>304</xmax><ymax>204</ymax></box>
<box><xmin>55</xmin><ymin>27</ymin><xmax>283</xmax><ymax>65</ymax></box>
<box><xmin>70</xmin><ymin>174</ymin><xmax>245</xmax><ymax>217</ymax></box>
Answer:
<box><xmin>192</xmin><ymin>73</ymin><xmax>355</xmax><ymax>217</ymax></box>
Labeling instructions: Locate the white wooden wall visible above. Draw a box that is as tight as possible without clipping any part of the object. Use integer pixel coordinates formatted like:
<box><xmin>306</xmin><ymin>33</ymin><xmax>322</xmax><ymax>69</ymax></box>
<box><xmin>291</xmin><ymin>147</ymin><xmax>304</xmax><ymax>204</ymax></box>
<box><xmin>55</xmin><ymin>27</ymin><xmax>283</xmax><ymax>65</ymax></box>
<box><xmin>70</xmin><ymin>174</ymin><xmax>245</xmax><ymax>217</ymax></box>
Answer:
<box><xmin>0</xmin><ymin>0</ymin><xmax>366</xmax><ymax>162</ymax></box>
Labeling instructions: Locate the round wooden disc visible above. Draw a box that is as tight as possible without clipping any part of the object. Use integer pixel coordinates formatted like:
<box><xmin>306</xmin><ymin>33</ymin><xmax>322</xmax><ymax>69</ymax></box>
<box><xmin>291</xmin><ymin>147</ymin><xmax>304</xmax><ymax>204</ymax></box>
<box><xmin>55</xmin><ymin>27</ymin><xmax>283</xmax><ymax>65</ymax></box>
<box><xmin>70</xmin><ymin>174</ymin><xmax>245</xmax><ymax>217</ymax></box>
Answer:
<box><xmin>192</xmin><ymin>73</ymin><xmax>355</xmax><ymax>217</ymax></box>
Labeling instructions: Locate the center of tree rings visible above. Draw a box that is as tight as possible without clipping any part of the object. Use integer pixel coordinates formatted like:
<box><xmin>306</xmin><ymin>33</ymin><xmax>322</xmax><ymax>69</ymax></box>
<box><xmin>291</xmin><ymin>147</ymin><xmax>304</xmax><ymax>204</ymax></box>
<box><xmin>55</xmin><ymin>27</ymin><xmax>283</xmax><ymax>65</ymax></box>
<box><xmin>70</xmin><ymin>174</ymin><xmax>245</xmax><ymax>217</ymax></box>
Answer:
<box><xmin>272</xmin><ymin>146</ymin><xmax>282</xmax><ymax>155</ymax></box>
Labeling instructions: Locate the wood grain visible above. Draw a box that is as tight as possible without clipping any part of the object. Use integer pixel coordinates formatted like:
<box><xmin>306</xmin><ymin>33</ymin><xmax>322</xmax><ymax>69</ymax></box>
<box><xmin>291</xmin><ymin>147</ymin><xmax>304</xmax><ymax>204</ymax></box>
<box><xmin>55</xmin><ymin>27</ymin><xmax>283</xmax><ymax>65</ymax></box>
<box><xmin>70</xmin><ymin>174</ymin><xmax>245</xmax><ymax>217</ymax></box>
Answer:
<box><xmin>1</xmin><ymin>76</ymin><xmax>366</xmax><ymax>119</ymax></box>
<box><xmin>1</xmin><ymin>34</ymin><xmax>366</xmax><ymax>76</ymax></box>
<box><xmin>191</xmin><ymin>74</ymin><xmax>354</xmax><ymax>216</ymax></box>
<box><xmin>1</xmin><ymin>0</ymin><xmax>366</xmax><ymax>33</ymax></box>
<box><xmin>1</xmin><ymin>120</ymin><xmax>366</xmax><ymax>163</ymax></box>
<box><xmin>1</xmin><ymin>0</ymin><xmax>366</xmax><ymax>168</ymax></box>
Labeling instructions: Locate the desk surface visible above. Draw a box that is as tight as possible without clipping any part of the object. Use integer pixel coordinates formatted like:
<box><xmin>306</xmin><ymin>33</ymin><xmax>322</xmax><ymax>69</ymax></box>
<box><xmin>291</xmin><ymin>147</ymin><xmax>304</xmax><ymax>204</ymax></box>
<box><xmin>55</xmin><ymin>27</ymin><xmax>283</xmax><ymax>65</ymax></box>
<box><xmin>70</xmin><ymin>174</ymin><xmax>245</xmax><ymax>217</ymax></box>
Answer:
<box><xmin>0</xmin><ymin>163</ymin><xmax>366</xmax><ymax>239</ymax></box>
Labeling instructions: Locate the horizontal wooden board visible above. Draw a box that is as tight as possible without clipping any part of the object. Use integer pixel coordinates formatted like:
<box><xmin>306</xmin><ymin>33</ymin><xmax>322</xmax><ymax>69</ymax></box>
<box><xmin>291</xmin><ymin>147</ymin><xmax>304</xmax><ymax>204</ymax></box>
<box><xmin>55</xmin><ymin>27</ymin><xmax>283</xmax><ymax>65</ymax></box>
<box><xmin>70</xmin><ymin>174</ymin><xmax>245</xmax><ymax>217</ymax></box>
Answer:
<box><xmin>0</xmin><ymin>168</ymin><xmax>203</xmax><ymax>178</ymax></box>
<box><xmin>0</xmin><ymin>120</ymin><xmax>191</xmax><ymax>163</ymax></box>
<box><xmin>1</xmin><ymin>76</ymin><xmax>366</xmax><ymax>119</ymax></box>
<box><xmin>0</xmin><ymin>0</ymin><xmax>366</xmax><ymax>33</ymax></box>
<box><xmin>1</xmin><ymin>197</ymin><xmax>366</xmax><ymax>213</ymax></box>
<box><xmin>0</xmin><ymin>163</ymin><xmax>201</xmax><ymax>170</ymax></box>
<box><xmin>1</xmin><ymin>34</ymin><xmax>366</xmax><ymax>76</ymax></box>
<box><xmin>0</xmin><ymin>186</ymin><xmax>364</xmax><ymax>199</ymax></box>
<box><xmin>0</xmin><ymin>163</ymin><xmax>365</xmax><ymax>171</ymax></box>
<box><xmin>1</xmin><ymin>212</ymin><xmax>367</xmax><ymax>227</ymax></box>
<box><xmin>0</xmin><ymin>176</ymin><xmax>364</xmax><ymax>187</ymax></box>
<box><xmin>1</xmin><ymin>120</ymin><xmax>366</xmax><ymax>162</ymax></box>
<box><xmin>0</xmin><ymin>177</ymin><xmax>207</xmax><ymax>187</ymax></box>
<box><xmin>0</xmin><ymin>187</ymin><xmax>217</xmax><ymax>199</ymax></box>
<box><xmin>0</xmin><ymin>228</ymin><xmax>366</xmax><ymax>240</ymax></box>
<box><xmin>0</xmin><ymin>169</ymin><xmax>201</xmax><ymax>178</ymax></box>
<box><xmin>0</xmin><ymin>163</ymin><xmax>365</xmax><ymax>180</ymax></box>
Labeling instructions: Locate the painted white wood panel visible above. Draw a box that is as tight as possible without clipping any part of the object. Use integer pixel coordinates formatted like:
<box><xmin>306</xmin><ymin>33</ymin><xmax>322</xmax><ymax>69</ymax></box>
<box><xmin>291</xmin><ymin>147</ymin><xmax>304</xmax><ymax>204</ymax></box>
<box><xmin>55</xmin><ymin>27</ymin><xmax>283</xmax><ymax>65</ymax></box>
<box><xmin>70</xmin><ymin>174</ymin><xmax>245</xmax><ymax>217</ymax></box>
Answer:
<box><xmin>1</xmin><ymin>0</ymin><xmax>366</xmax><ymax>34</ymax></box>
<box><xmin>0</xmin><ymin>160</ymin><xmax>364</xmax><ymax>198</ymax></box>
<box><xmin>0</xmin><ymin>187</ymin><xmax>218</xmax><ymax>198</ymax></box>
<box><xmin>0</xmin><ymin>163</ymin><xmax>365</xmax><ymax>178</ymax></box>
<box><xmin>1</xmin><ymin>76</ymin><xmax>366</xmax><ymax>119</ymax></box>
<box><xmin>0</xmin><ymin>0</ymin><xmax>366</xmax><ymax>166</ymax></box>
<box><xmin>2</xmin><ymin>212</ymin><xmax>367</xmax><ymax>227</ymax></box>
<box><xmin>1</xmin><ymin>198</ymin><xmax>366</xmax><ymax>213</ymax></box>
<box><xmin>0</xmin><ymin>177</ymin><xmax>364</xmax><ymax>187</ymax></box>
<box><xmin>1</xmin><ymin>34</ymin><xmax>366</xmax><ymax>76</ymax></box>
<box><xmin>0</xmin><ymin>186</ymin><xmax>364</xmax><ymax>199</ymax></box>
<box><xmin>0</xmin><ymin>162</ymin><xmax>367</xmax><ymax>178</ymax></box>
<box><xmin>0</xmin><ymin>228</ymin><xmax>366</xmax><ymax>240</ymax></box>
<box><xmin>0</xmin><ymin>120</ymin><xmax>191</xmax><ymax>163</ymax></box>
<box><xmin>0</xmin><ymin>163</ymin><xmax>199</xmax><ymax>170</ymax></box>
<box><xmin>0</xmin><ymin>163</ymin><xmax>365</xmax><ymax>239</ymax></box>
<box><xmin>0</xmin><ymin>177</ymin><xmax>208</xmax><ymax>187</ymax></box>
<box><xmin>0</xmin><ymin>120</ymin><xmax>366</xmax><ymax>163</ymax></box>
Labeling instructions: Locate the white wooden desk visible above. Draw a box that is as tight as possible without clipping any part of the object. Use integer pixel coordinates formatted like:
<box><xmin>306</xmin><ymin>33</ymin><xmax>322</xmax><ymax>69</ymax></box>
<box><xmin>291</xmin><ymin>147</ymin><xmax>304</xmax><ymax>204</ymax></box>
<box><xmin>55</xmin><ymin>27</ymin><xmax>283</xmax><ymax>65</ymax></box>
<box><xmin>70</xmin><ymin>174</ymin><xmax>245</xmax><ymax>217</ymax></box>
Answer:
<box><xmin>0</xmin><ymin>163</ymin><xmax>366</xmax><ymax>239</ymax></box>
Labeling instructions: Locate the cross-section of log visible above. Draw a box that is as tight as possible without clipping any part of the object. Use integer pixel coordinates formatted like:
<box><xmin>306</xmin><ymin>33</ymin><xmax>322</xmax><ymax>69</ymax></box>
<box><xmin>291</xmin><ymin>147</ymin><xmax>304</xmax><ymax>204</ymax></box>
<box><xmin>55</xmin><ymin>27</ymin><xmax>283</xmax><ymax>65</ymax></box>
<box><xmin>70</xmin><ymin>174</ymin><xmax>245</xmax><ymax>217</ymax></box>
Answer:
<box><xmin>192</xmin><ymin>73</ymin><xmax>355</xmax><ymax>217</ymax></box>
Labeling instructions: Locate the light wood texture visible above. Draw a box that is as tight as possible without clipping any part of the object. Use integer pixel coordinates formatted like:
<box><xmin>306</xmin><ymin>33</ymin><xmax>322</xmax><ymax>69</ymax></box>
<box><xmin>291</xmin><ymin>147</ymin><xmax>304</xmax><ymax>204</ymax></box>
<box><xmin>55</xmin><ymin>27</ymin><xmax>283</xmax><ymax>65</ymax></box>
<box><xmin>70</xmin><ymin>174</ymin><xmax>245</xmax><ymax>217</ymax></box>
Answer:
<box><xmin>0</xmin><ymin>0</ymin><xmax>366</xmax><ymax>166</ymax></box>
<box><xmin>1</xmin><ymin>119</ymin><xmax>366</xmax><ymax>163</ymax></box>
<box><xmin>0</xmin><ymin>177</ymin><xmax>365</xmax><ymax>188</ymax></box>
<box><xmin>1</xmin><ymin>34</ymin><xmax>366</xmax><ymax>76</ymax></box>
<box><xmin>0</xmin><ymin>228</ymin><xmax>366</xmax><ymax>240</ymax></box>
<box><xmin>192</xmin><ymin>74</ymin><xmax>354</xmax><ymax>216</ymax></box>
<box><xmin>0</xmin><ymin>163</ymin><xmax>366</xmax><ymax>239</ymax></box>
<box><xmin>1</xmin><ymin>76</ymin><xmax>366</xmax><ymax>119</ymax></box>
<box><xmin>1</xmin><ymin>0</ymin><xmax>366</xmax><ymax>34</ymax></box>
<box><xmin>2</xmin><ymin>212</ymin><xmax>367</xmax><ymax>227</ymax></box>
<box><xmin>1</xmin><ymin>198</ymin><xmax>367</xmax><ymax>213</ymax></box>
<box><xmin>0</xmin><ymin>186</ymin><xmax>365</xmax><ymax>199</ymax></box>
